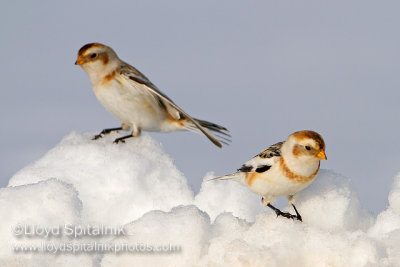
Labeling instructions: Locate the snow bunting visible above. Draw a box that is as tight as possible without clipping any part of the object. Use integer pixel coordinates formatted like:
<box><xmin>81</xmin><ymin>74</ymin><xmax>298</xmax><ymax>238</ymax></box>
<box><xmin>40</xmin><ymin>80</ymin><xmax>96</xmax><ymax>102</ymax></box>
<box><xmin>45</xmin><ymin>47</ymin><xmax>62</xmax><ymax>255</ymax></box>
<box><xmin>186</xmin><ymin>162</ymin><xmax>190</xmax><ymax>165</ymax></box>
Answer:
<box><xmin>212</xmin><ymin>130</ymin><xmax>327</xmax><ymax>221</ymax></box>
<box><xmin>75</xmin><ymin>43</ymin><xmax>230</xmax><ymax>147</ymax></box>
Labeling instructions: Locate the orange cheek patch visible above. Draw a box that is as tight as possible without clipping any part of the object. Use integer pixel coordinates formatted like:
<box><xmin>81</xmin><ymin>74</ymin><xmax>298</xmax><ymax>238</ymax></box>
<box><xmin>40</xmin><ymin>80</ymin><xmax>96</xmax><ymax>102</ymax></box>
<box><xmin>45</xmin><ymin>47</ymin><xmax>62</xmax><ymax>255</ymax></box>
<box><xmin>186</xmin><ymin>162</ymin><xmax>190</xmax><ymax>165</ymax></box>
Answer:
<box><xmin>246</xmin><ymin>172</ymin><xmax>260</xmax><ymax>187</ymax></box>
<box><xmin>101</xmin><ymin>54</ymin><xmax>109</xmax><ymax>65</ymax></box>
<box><xmin>292</xmin><ymin>145</ymin><xmax>302</xmax><ymax>158</ymax></box>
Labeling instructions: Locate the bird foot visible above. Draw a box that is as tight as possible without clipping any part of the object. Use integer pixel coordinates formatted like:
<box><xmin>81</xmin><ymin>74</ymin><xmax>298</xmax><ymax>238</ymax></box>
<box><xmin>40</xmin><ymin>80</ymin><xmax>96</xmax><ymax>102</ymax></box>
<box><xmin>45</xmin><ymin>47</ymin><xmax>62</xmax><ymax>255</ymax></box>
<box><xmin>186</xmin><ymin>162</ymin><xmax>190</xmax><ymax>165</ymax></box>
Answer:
<box><xmin>113</xmin><ymin>138</ymin><xmax>126</xmax><ymax>144</ymax></box>
<box><xmin>267</xmin><ymin>203</ymin><xmax>302</xmax><ymax>222</ymax></box>
<box><xmin>92</xmin><ymin>127</ymin><xmax>123</xmax><ymax>141</ymax></box>
<box><xmin>291</xmin><ymin>204</ymin><xmax>303</xmax><ymax>222</ymax></box>
<box><xmin>92</xmin><ymin>134</ymin><xmax>103</xmax><ymax>140</ymax></box>
<box><xmin>113</xmin><ymin>134</ymin><xmax>133</xmax><ymax>144</ymax></box>
<box><xmin>274</xmin><ymin>210</ymin><xmax>300</xmax><ymax>221</ymax></box>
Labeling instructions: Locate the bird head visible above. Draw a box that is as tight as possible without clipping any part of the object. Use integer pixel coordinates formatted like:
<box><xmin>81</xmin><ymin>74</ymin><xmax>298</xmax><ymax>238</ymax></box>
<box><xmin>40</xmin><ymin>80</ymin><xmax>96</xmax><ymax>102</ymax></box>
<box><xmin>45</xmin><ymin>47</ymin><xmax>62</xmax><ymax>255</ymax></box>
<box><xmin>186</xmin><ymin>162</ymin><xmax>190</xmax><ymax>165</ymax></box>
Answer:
<box><xmin>286</xmin><ymin>130</ymin><xmax>327</xmax><ymax>162</ymax></box>
<box><xmin>75</xmin><ymin>43</ymin><xmax>120</xmax><ymax>77</ymax></box>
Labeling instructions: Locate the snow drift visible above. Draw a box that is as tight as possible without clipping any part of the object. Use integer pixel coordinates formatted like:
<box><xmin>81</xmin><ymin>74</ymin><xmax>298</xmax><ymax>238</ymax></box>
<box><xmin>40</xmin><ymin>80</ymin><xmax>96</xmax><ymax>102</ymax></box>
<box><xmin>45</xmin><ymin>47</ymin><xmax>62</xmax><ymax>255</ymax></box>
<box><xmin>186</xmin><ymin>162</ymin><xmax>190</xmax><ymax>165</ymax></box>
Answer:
<box><xmin>2</xmin><ymin>132</ymin><xmax>400</xmax><ymax>266</ymax></box>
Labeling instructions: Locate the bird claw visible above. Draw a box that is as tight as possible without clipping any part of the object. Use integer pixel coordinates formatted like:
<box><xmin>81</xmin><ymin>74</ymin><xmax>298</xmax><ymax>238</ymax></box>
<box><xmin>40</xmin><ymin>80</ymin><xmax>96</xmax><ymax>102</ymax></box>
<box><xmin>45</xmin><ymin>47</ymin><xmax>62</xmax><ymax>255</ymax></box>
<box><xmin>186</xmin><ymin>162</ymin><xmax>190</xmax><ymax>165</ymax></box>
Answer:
<box><xmin>274</xmin><ymin>210</ymin><xmax>298</xmax><ymax>220</ymax></box>
<box><xmin>268</xmin><ymin>203</ymin><xmax>302</xmax><ymax>222</ymax></box>
<box><xmin>113</xmin><ymin>134</ymin><xmax>133</xmax><ymax>144</ymax></box>
<box><xmin>92</xmin><ymin>127</ymin><xmax>124</xmax><ymax>141</ymax></box>
<box><xmin>291</xmin><ymin>204</ymin><xmax>303</xmax><ymax>222</ymax></box>
<box><xmin>113</xmin><ymin>139</ymin><xmax>125</xmax><ymax>144</ymax></box>
<box><xmin>92</xmin><ymin>134</ymin><xmax>103</xmax><ymax>140</ymax></box>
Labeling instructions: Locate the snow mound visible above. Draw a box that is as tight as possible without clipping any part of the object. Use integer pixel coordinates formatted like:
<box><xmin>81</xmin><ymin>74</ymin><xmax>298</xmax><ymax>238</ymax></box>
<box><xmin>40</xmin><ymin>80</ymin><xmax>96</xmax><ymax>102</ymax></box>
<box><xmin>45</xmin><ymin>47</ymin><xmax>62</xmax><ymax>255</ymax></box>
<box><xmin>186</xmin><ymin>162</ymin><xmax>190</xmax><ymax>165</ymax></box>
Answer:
<box><xmin>2</xmin><ymin>132</ymin><xmax>399</xmax><ymax>266</ymax></box>
<box><xmin>9</xmin><ymin>132</ymin><xmax>193</xmax><ymax>225</ymax></box>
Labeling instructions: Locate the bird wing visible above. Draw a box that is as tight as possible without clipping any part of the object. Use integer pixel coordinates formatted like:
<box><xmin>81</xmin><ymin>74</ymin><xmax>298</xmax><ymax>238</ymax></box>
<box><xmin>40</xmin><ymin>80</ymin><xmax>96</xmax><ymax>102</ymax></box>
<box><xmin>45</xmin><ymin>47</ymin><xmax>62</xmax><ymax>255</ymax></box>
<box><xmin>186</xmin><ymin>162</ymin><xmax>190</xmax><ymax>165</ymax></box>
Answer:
<box><xmin>209</xmin><ymin>141</ymin><xmax>283</xmax><ymax>182</ymax></box>
<box><xmin>119</xmin><ymin>64</ymin><xmax>223</xmax><ymax>148</ymax></box>
<box><xmin>238</xmin><ymin>142</ymin><xmax>283</xmax><ymax>174</ymax></box>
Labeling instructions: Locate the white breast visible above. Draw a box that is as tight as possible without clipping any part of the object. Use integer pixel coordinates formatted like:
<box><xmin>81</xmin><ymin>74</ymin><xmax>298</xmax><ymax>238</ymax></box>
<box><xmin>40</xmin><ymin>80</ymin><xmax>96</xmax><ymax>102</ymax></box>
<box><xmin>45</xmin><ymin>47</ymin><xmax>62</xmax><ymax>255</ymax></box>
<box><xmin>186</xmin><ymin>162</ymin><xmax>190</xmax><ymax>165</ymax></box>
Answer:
<box><xmin>246</xmin><ymin>162</ymin><xmax>317</xmax><ymax>199</ymax></box>
<box><xmin>92</xmin><ymin>78</ymin><xmax>169</xmax><ymax>131</ymax></box>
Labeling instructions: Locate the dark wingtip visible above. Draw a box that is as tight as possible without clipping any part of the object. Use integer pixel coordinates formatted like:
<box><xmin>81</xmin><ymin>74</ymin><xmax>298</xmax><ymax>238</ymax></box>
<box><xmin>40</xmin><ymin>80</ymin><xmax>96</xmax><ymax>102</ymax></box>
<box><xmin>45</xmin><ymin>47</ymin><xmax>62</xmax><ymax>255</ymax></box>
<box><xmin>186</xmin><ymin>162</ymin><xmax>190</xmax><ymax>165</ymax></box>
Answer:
<box><xmin>213</xmin><ymin>139</ymin><xmax>223</xmax><ymax>148</ymax></box>
<box><xmin>193</xmin><ymin>118</ymin><xmax>231</xmax><ymax>148</ymax></box>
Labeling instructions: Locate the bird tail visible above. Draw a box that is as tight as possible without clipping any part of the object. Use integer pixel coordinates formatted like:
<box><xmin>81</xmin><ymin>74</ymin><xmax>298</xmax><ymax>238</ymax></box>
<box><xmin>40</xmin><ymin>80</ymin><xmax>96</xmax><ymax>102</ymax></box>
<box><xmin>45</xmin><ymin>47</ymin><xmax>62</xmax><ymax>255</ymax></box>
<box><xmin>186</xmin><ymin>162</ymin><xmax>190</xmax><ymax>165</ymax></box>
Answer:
<box><xmin>184</xmin><ymin>118</ymin><xmax>231</xmax><ymax>146</ymax></box>
<box><xmin>207</xmin><ymin>173</ymin><xmax>240</xmax><ymax>182</ymax></box>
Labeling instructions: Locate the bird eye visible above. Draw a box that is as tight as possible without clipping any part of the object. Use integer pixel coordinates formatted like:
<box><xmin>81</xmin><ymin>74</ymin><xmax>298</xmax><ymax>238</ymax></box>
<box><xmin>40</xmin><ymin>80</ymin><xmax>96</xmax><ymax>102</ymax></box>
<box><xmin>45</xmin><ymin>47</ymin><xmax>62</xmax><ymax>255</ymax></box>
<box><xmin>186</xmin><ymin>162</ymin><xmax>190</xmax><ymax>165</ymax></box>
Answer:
<box><xmin>305</xmin><ymin>146</ymin><xmax>311</xmax><ymax>151</ymax></box>
<box><xmin>90</xmin><ymin>53</ymin><xmax>97</xmax><ymax>58</ymax></box>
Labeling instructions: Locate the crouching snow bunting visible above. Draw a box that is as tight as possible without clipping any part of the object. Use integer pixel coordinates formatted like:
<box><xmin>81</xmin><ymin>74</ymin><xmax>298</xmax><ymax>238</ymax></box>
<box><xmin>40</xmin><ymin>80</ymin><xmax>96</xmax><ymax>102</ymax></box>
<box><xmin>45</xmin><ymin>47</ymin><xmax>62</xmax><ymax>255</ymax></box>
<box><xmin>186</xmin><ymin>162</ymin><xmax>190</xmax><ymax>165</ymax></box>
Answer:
<box><xmin>212</xmin><ymin>130</ymin><xmax>327</xmax><ymax>221</ymax></box>
<box><xmin>75</xmin><ymin>43</ymin><xmax>230</xmax><ymax>147</ymax></box>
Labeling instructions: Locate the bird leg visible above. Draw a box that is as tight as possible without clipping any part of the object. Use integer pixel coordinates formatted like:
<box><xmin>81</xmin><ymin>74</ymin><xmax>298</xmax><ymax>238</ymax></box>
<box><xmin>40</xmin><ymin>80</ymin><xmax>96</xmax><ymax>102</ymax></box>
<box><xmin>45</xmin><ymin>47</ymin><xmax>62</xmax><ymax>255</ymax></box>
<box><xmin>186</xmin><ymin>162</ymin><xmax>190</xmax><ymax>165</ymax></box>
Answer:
<box><xmin>92</xmin><ymin>127</ymin><xmax>123</xmax><ymax>140</ymax></box>
<box><xmin>267</xmin><ymin>203</ymin><xmax>299</xmax><ymax>221</ymax></box>
<box><xmin>291</xmin><ymin>204</ymin><xmax>303</xmax><ymax>222</ymax></box>
<box><xmin>113</xmin><ymin>127</ymin><xmax>141</xmax><ymax>144</ymax></box>
<box><xmin>113</xmin><ymin>134</ymin><xmax>133</xmax><ymax>144</ymax></box>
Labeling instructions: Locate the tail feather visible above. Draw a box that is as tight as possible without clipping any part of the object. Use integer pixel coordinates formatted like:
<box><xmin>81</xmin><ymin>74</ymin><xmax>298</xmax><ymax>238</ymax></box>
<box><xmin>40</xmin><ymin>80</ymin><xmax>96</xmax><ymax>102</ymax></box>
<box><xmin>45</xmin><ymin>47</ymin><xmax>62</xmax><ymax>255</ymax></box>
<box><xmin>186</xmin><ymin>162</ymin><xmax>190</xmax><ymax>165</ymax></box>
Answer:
<box><xmin>208</xmin><ymin>173</ymin><xmax>239</xmax><ymax>182</ymax></box>
<box><xmin>195</xmin><ymin>119</ymin><xmax>231</xmax><ymax>137</ymax></box>
<box><xmin>184</xmin><ymin>118</ymin><xmax>232</xmax><ymax>146</ymax></box>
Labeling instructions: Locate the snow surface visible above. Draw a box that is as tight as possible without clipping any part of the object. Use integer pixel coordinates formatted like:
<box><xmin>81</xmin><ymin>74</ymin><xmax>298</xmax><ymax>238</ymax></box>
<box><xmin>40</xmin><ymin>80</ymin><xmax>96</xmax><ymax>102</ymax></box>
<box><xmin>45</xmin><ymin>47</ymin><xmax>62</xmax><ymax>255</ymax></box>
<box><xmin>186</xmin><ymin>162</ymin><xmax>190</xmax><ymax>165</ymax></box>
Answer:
<box><xmin>2</xmin><ymin>132</ymin><xmax>400</xmax><ymax>266</ymax></box>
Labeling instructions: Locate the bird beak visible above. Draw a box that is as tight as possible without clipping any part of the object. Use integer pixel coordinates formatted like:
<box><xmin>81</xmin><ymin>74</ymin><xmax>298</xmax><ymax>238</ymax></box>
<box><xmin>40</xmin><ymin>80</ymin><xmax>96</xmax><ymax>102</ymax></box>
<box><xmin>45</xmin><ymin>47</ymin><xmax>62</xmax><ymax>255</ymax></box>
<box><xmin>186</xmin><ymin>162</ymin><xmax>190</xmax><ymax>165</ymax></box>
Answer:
<box><xmin>75</xmin><ymin>57</ymin><xmax>84</xmax><ymax>65</ymax></box>
<box><xmin>317</xmin><ymin>149</ymin><xmax>327</xmax><ymax>160</ymax></box>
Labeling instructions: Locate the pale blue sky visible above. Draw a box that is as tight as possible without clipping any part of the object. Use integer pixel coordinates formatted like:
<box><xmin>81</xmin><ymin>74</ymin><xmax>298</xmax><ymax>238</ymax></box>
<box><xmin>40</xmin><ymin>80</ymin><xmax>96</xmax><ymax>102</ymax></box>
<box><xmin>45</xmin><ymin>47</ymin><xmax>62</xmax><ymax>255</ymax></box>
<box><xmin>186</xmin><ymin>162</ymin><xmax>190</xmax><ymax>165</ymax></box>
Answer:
<box><xmin>1</xmin><ymin>0</ymin><xmax>400</xmax><ymax>214</ymax></box>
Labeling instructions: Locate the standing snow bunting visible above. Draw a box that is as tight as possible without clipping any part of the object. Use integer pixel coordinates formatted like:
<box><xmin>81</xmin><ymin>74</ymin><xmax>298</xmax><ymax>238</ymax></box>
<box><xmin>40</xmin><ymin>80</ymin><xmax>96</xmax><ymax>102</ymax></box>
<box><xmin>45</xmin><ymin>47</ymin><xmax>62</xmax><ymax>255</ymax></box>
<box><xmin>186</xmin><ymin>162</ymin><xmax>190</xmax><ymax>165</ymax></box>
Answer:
<box><xmin>75</xmin><ymin>43</ymin><xmax>230</xmax><ymax>147</ymax></box>
<box><xmin>212</xmin><ymin>130</ymin><xmax>327</xmax><ymax>221</ymax></box>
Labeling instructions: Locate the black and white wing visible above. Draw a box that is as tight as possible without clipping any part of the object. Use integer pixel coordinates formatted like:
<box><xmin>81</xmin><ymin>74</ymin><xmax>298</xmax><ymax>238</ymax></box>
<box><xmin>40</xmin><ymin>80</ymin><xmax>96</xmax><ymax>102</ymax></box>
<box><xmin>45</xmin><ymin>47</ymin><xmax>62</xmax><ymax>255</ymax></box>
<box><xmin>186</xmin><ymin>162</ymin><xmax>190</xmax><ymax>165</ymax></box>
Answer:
<box><xmin>119</xmin><ymin>63</ymin><xmax>223</xmax><ymax>148</ymax></box>
<box><xmin>238</xmin><ymin>142</ymin><xmax>283</xmax><ymax>174</ymax></box>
